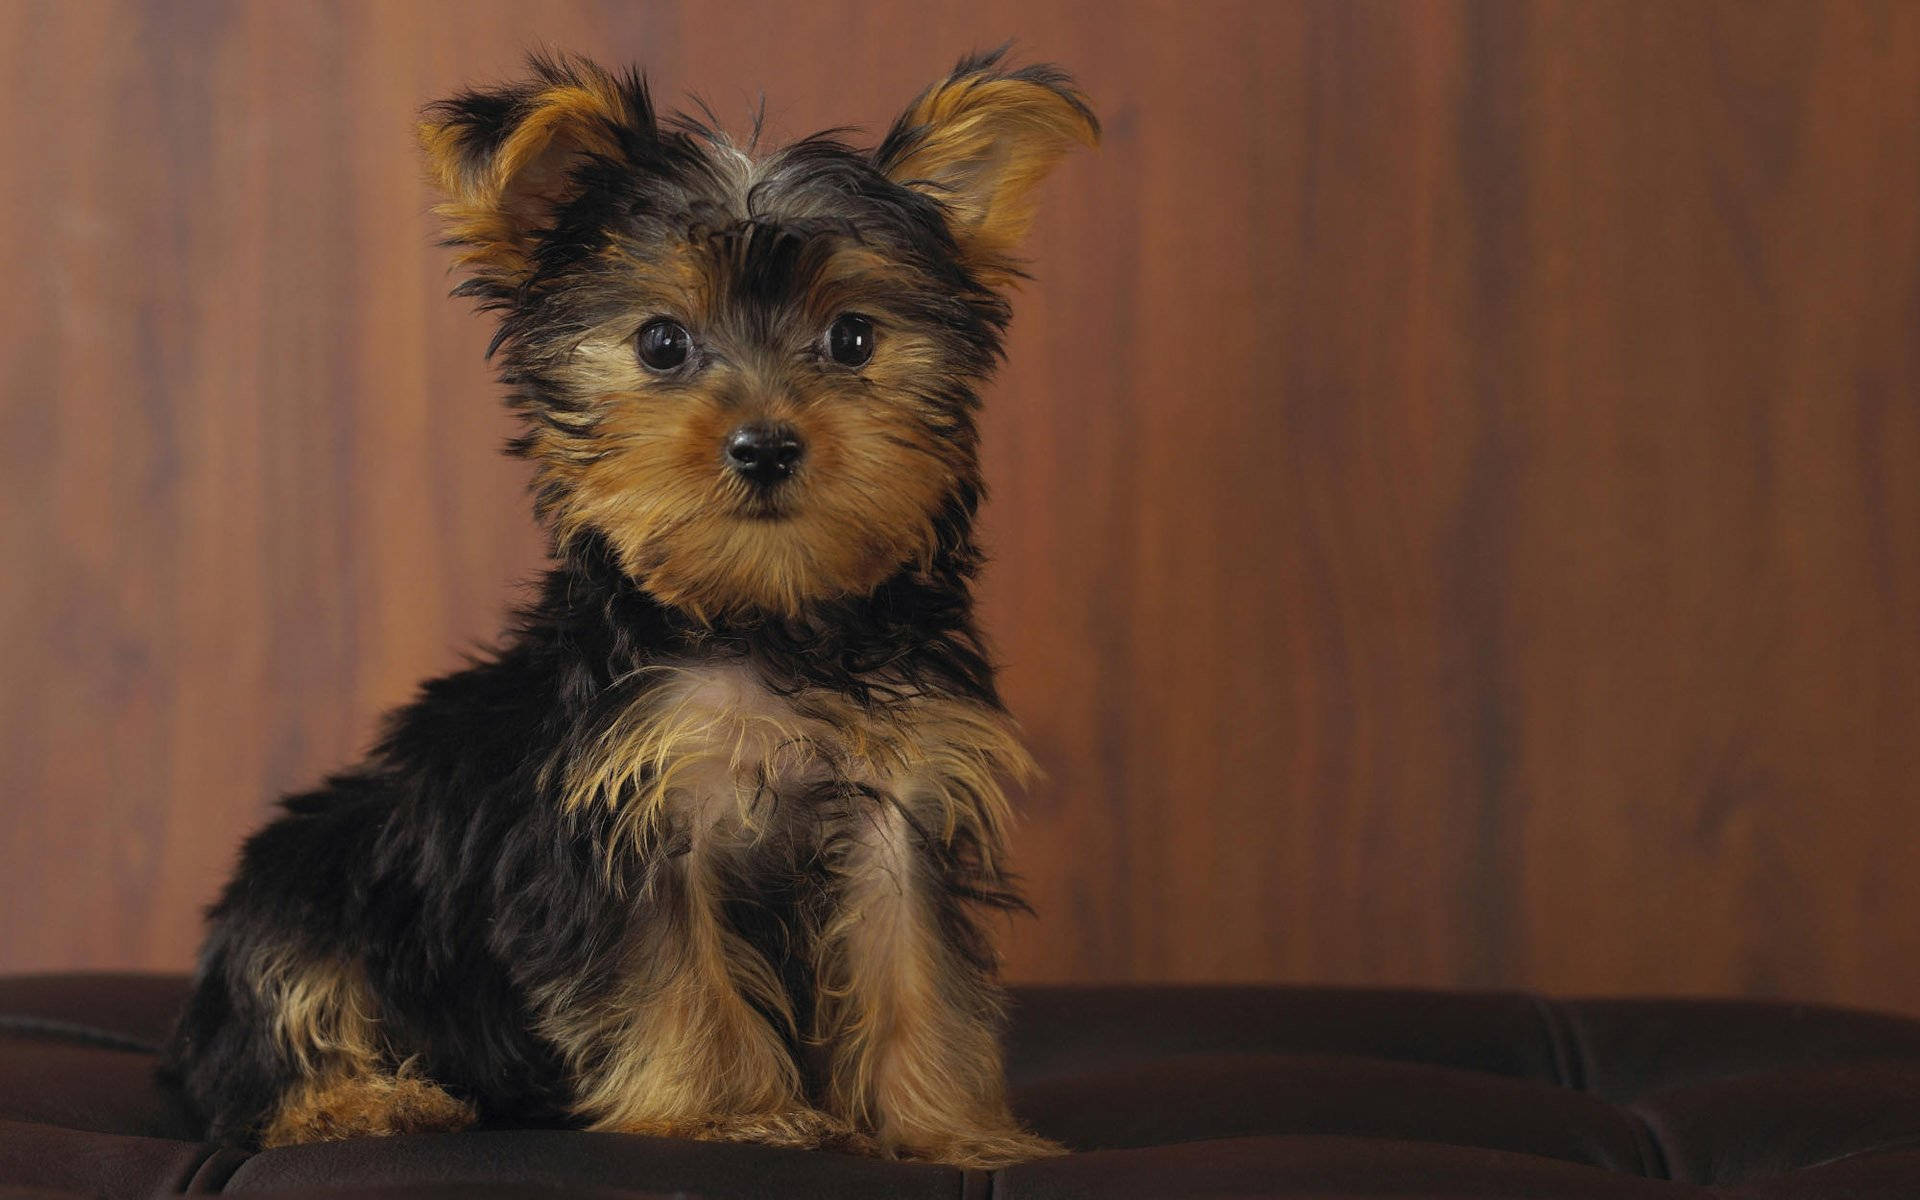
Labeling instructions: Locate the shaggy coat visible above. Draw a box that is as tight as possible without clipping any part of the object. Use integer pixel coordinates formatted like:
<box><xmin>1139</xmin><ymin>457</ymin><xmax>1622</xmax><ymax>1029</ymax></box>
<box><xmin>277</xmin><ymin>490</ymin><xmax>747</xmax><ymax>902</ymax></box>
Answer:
<box><xmin>159</xmin><ymin>50</ymin><xmax>1095</xmax><ymax>1170</ymax></box>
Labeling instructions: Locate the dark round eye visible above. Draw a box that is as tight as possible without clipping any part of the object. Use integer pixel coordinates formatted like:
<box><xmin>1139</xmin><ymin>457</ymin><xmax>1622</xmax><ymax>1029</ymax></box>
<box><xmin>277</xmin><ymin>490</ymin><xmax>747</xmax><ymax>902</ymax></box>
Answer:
<box><xmin>636</xmin><ymin>319</ymin><xmax>692</xmax><ymax>371</ymax></box>
<box><xmin>826</xmin><ymin>314</ymin><xmax>875</xmax><ymax>368</ymax></box>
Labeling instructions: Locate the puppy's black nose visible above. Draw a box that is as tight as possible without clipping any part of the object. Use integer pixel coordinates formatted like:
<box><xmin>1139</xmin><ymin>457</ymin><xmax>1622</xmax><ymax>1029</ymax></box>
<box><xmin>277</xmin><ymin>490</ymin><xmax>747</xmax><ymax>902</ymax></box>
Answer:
<box><xmin>725</xmin><ymin>423</ymin><xmax>804</xmax><ymax>486</ymax></box>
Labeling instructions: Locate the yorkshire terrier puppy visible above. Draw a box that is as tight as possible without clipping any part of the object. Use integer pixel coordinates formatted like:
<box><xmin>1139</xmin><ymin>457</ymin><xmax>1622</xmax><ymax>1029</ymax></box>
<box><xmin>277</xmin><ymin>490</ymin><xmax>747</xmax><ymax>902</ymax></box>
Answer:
<box><xmin>159</xmin><ymin>51</ymin><xmax>1094</xmax><ymax>1168</ymax></box>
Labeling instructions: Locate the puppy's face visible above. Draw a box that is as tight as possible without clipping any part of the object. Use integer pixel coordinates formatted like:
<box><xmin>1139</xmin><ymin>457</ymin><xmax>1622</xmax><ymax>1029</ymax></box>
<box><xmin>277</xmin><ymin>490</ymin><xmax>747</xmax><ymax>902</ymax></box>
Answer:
<box><xmin>422</xmin><ymin>53</ymin><xmax>1095</xmax><ymax>620</ymax></box>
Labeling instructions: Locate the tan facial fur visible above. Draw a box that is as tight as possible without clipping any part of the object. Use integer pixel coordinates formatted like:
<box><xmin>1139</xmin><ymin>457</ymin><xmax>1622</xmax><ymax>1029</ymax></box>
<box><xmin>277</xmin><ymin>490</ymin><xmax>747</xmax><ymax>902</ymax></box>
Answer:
<box><xmin>526</xmin><ymin>241</ymin><xmax>973</xmax><ymax>621</ymax></box>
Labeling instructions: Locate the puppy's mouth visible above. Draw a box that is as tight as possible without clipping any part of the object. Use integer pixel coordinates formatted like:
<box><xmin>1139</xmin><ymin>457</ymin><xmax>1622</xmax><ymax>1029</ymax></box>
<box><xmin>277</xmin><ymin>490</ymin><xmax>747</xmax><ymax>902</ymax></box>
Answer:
<box><xmin>733</xmin><ymin>486</ymin><xmax>799</xmax><ymax>522</ymax></box>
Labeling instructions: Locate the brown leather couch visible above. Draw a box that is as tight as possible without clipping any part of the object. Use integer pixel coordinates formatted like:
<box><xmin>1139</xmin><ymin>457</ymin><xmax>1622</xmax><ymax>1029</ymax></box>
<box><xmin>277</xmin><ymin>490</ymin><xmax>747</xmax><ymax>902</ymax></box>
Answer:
<box><xmin>6</xmin><ymin>973</ymin><xmax>1920</xmax><ymax>1198</ymax></box>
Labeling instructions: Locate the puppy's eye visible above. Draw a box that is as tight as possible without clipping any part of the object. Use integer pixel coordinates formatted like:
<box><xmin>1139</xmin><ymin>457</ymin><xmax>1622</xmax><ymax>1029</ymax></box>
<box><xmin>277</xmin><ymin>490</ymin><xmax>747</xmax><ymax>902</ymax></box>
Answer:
<box><xmin>636</xmin><ymin>319</ymin><xmax>692</xmax><ymax>371</ymax></box>
<box><xmin>825</xmin><ymin>314</ymin><xmax>875</xmax><ymax>368</ymax></box>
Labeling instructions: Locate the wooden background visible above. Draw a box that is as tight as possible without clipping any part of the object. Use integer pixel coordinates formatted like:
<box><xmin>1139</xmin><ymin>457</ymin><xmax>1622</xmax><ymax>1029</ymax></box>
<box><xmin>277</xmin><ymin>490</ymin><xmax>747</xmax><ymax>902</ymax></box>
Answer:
<box><xmin>5</xmin><ymin>1</ymin><xmax>1919</xmax><ymax>1012</ymax></box>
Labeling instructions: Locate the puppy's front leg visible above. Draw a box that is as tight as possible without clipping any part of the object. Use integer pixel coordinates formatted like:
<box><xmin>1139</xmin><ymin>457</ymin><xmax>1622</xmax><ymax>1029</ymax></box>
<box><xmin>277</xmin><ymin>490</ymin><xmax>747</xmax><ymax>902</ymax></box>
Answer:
<box><xmin>816</xmin><ymin>799</ymin><xmax>1065</xmax><ymax>1168</ymax></box>
<box><xmin>545</xmin><ymin>836</ymin><xmax>854</xmax><ymax>1150</ymax></box>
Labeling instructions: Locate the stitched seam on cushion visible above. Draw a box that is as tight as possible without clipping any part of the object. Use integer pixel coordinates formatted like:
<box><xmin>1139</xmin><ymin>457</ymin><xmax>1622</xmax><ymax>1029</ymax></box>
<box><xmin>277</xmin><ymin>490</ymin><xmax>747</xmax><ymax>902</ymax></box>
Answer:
<box><xmin>181</xmin><ymin>1146</ymin><xmax>253</xmax><ymax>1194</ymax></box>
<box><xmin>1785</xmin><ymin>1130</ymin><xmax>1920</xmax><ymax>1175</ymax></box>
<box><xmin>1530</xmin><ymin>995</ymin><xmax>1584</xmax><ymax>1091</ymax></box>
<box><xmin>1624</xmin><ymin>1105</ymin><xmax>1675</xmax><ymax>1182</ymax></box>
<box><xmin>997</xmin><ymin>1128</ymin><xmax>1649</xmax><ymax>1171</ymax></box>
<box><xmin>1536</xmin><ymin>997</ymin><xmax>1666</xmax><ymax>1181</ymax></box>
<box><xmin>173</xmin><ymin>1145</ymin><xmax>221</xmax><ymax>1194</ymax></box>
<box><xmin>1546</xmin><ymin>1001</ymin><xmax>1672</xmax><ymax>1181</ymax></box>
<box><xmin>0</xmin><ymin>1014</ymin><xmax>160</xmax><ymax>1053</ymax></box>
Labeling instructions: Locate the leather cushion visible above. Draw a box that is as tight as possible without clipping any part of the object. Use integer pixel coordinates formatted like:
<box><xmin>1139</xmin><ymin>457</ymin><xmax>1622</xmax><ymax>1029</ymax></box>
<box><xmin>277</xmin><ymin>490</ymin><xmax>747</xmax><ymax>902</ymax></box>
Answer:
<box><xmin>7</xmin><ymin>974</ymin><xmax>1920</xmax><ymax>1198</ymax></box>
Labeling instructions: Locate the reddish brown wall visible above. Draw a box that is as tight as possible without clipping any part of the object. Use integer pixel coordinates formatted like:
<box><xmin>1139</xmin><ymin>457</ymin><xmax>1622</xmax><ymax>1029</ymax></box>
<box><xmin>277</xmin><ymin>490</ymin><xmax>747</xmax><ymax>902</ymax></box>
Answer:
<box><xmin>5</xmin><ymin>1</ymin><xmax>1920</xmax><ymax>1011</ymax></box>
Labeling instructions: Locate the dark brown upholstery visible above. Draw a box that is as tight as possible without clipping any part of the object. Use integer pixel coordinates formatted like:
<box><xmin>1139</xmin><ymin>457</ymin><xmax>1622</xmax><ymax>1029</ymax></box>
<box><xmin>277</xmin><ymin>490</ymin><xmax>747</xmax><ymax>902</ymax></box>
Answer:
<box><xmin>7</xmin><ymin>974</ymin><xmax>1920</xmax><ymax>1198</ymax></box>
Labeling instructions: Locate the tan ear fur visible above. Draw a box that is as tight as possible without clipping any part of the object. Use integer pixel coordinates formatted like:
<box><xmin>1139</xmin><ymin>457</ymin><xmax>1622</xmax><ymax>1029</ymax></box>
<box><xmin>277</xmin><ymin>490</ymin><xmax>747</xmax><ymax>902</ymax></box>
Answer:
<box><xmin>881</xmin><ymin>57</ymin><xmax>1098</xmax><ymax>281</ymax></box>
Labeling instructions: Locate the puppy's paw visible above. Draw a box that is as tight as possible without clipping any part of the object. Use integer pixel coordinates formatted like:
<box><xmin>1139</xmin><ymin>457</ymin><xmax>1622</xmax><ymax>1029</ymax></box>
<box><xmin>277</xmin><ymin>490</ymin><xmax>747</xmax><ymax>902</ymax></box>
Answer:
<box><xmin>899</xmin><ymin>1126</ymin><xmax>1069</xmax><ymax>1169</ymax></box>
<box><xmin>621</xmin><ymin>1107</ymin><xmax>877</xmax><ymax>1154</ymax></box>
<box><xmin>261</xmin><ymin>1073</ymin><xmax>477</xmax><ymax>1146</ymax></box>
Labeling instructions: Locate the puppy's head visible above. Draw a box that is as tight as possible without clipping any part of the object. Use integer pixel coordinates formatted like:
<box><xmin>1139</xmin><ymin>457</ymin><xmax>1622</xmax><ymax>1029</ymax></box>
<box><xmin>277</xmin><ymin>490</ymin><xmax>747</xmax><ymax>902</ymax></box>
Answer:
<box><xmin>422</xmin><ymin>50</ymin><xmax>1096</xmax><ymax>621</ymax></box>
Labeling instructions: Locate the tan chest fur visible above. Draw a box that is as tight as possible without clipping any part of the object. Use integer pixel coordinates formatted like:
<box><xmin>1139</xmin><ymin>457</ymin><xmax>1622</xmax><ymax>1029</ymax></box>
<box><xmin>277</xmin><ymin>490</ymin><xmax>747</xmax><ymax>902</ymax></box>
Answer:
<box><xmin>552</xmin><ymin>661</ymin><xmax>1033</xmax><ymax>860</ymax></box>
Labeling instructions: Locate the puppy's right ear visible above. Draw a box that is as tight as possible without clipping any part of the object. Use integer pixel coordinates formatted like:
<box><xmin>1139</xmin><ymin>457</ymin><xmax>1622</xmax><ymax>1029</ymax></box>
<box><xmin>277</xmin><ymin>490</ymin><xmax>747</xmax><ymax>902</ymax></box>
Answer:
<box><xmin>421</xmin><ymin>52</ymin><xmax>654</xmax><ymax>291</ymax></box>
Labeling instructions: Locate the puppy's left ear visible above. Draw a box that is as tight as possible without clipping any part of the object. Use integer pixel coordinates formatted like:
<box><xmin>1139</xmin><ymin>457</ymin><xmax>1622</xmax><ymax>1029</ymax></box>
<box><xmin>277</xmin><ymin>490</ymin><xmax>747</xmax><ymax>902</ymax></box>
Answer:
<box><xmin>420</xmin><ymin>52</ymin><xmax>653</xmax><ymax>292</ymax></box>
<box><xmin>877</xmin><ymin>49</ymin><xmax>1098</xmax><ymax>283</ymax></box>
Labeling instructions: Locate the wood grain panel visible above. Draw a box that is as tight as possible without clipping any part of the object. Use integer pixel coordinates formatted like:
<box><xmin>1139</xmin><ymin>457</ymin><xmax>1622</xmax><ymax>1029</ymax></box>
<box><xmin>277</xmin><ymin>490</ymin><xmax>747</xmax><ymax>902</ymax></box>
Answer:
<box><xmin>3</xmin><ymin>1</ymin><xmax>1918</xmax><ymax>1015</ymax></box>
